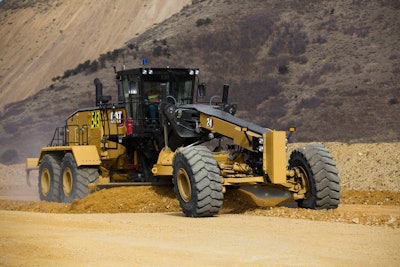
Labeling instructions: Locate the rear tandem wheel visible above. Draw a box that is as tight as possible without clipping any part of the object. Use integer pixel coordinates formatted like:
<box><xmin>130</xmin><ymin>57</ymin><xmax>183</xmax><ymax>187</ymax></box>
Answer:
<box><xmin>38</xmin><ymin>154</ymin><xmax>61</xmax><ymax>202</ymax></box>
<box><xmin>60</xmin><ymin>153</ymin><xmax>99</xmax><ymax>203</ymax></box>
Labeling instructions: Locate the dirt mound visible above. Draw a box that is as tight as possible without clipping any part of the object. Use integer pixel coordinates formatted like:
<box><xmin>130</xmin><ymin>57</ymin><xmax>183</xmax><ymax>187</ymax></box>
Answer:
<box><xmin>288</xmin><ymin>142</ymin><xmax>400</xmax><ymax>192</ymax></box>
<box><xmin>0</xmin><ymin>187</ymin><xmax>399</xmax><ymax>228</ymax></box>
<box><xmin>0</xmin><ymin>186</ymin><xmax>179</xmax><ymax>213</ymax></box>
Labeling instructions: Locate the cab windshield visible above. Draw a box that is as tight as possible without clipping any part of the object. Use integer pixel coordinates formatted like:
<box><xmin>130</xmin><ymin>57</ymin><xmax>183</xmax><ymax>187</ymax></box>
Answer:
<box><xmin>142</xmin><ymin>72</ymin><xmax>194</xmax><ymax>105</ymax></box>
<box><xmin>119</xmin><ymin>69</ymin><xmax>197</xmax><ymax>128</ymax></box>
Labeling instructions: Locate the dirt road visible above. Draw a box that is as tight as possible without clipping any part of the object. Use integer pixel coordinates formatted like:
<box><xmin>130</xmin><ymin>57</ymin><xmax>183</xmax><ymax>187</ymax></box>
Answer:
<box><xmin>1</xmin><ymin>210</ymin><xmax>399</xmax><ymax>266</ymax></box>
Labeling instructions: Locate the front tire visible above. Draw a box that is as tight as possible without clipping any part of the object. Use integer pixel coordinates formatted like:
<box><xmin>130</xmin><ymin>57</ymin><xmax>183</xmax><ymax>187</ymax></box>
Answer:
<box><xmin>60</xmin><ymin>153</ymin><xmax>98</xmax><ymax>203</ymax></box>
<box><xmin>38</xmin><ymin>154</ymin><xmax>61</xmax><ymax>202</ymax></box>
<box><xmin>172</xmin><ymin>146</ymin><xmax>223</xmax><ymax>217</ymax></box>
<box><xmin>289</xmin><ymin>144</ymin><xmax>340</xmax><ymax>209</ymax></box>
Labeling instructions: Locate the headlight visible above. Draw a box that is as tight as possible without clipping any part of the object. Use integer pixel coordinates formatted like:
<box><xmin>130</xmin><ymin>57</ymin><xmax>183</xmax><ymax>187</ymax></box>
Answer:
<box><xmin>253</xmin><ymin>137</ymin><xmax>264</xmax><ymax>152</ymax></box>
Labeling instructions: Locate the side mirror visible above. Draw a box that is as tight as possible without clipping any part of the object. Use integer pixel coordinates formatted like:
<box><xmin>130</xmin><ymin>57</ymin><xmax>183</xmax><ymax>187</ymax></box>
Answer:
<box><xmin>197</xmin><ymin>83</ymin><xmax>206</xmax><ymax>97</ymax></box>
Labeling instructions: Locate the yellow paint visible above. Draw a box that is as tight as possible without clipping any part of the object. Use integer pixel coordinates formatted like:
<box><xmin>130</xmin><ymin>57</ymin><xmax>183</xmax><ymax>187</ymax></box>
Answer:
<box><xmin>263</xmin><ymin>131</ymin><xmax>287</xmax><ymax>184</ymax></box>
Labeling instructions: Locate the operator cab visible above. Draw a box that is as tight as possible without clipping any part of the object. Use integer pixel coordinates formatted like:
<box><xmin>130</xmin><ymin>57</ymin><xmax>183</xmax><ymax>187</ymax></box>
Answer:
<box><xmin>116</xmin><ymin>68</ymin><xmax>199</xmax><ymax>134</ymax></box>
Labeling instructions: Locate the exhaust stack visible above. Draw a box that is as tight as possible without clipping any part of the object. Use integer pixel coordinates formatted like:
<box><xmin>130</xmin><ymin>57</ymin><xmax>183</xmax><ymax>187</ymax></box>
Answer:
<box><xmin>94</xmin><ymin>78</ymin><xmax>111</xmax><ymax>106</ymax></box>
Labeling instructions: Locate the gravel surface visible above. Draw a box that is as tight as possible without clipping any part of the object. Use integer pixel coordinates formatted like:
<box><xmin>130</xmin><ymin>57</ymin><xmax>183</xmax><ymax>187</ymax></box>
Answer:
<box><xmin>0</xmin><ymin>142</ymin><xmax>399</xmax><ymax>227</ymax></box>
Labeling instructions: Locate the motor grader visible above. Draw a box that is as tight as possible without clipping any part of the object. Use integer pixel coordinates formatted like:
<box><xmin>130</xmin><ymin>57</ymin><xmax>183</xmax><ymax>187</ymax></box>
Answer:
<box><xmin>26</xmin><ymin>67</ymin><xmax>340</xmax><ymax>217</ymax></box>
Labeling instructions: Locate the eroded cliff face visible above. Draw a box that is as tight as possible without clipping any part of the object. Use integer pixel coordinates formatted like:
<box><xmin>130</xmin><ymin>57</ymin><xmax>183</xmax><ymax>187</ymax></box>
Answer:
<box><xmin>0</xmin><ymin>0</ymin><xmax>190</xmax><ymax>111</ymax></box>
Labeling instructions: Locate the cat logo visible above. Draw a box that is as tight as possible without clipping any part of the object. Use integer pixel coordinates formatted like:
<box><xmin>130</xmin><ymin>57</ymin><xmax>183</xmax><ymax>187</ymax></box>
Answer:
<box><xmin>91</xmin><ymin>111</ymin><xmax>100</xmax><ymax>128</ymax></box>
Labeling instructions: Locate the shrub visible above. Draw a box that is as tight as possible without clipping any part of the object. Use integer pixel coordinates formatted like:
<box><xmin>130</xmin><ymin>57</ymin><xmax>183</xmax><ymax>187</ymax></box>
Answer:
<box><xmin>319</xmin><ymin>63</ymin><xmax>340</xmax><ymax>74</ymax></box>
<box><xmin>287</xmin><ymin>31</ymin><xmax>308</xmax><ymax>55</ymax></box>
<box><xmin>298</xmin><ymin>63</ymin><xmax>341</xmax><ymax>86</ymax></box>
<box><xmin>299</xmin><ymin>97</ymin><xmax>321</xmax><ymax>109</ymax></box>
<box><xmin>266</xmin><ymin>79</ymin><xmax>283</xmax><ymax>96</ymax></box>
<box><xmin>268</xmin><ymin>22</ymin><xmax>308</xmax><ymax>56</ymax></box>
<box><xmin>312</xmin><ymin>34</ymin><xmax>327</xmax><ymax>44</ymax></box>
<box><xmin>318</xmin><ymin>17</ymin><xmax>338</xmax><ymax>32</ymax></box>
<box><xmin>293</xmin><ymin>55</ymin><xmax>308</xmax><ymax>64</ymax></box>
<box><xmin>153</xmin><ymin>46</ymin><xmax>163</xmax><ymax>57</ymax></box>
<box><xmin>61</xmin><ymin>59</ymin><xmax>100</xmax><ymax>79</ymax></box>
<box><xmin>293</xmin><ymin>96</ymin><xmax>321</xmax><ymax>114</ymax></box>
<box><xmin>278</xmin><ymin>65</ymin><xmax>289</xmax><ymax>75</ymax></box>
<box><xmin>353</xmin><ymin>63</ymin><xmax>362</xmax><ymax>74</ymax></box>
<box><xmin>0</xmin><ymin>0</ymin><xmax>49</xmax><ymax>10</ymax></box>
<box><xmin>316</xmin><ymin>88</ymin><xmax>331</xmax><ymax>97</ymax></box>
<box><xmin>388</xmin><ymin>98</ymin><xmax>399</xmax><ymax>105</ymax></box>
<box><xmin>152</xmin><ymin>39</ymin><xmax>170</xmax><ymax>58</ymax></box>
<box><xmin>127</xmin><ymin>43</ymin><xmax>139</xmax><ymax>51</ymax></box>
<box><xmin>63</xmin><ymin>69</ymin><xmax>75</xmax><ymax>79</ymax></box>
<box><xmin>268</xmin><ymin>38</ymin><xmax>285</xmax><ymax>57</ymax></box>
<box><xmin>52</xmin><ymin>75</ymin><xmax>62</xmax><ymax>82</ymax></box>
<box><xmin>342</xmin><ymin>25</ymin><xmax>370</xmax><ymax>38</ymax></box>
<box><xmin>380</xmin><ymin>0</ymin><xmax>400</xmax><ymax>9</ymax></box>
<box><xmin>196</xmin><ymin>18</ymin><xmax>212</xmax><ymax>27</ymax></box>
<box><xmin>297</xmin><ymin>72</ymin><xmax>317</xmax><ymax>86</ymax></box>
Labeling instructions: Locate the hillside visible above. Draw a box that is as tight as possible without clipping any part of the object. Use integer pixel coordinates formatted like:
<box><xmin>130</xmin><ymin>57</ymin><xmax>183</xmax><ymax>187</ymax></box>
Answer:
<box><xmin>0</xmin><ymin>0</ymin><xmax>191</xmax><ymax>111</ymax></box>
<box><xmin>0</xmin><ymin>0</ymin><xmax>399</xmax><ymax>164</ymax></box>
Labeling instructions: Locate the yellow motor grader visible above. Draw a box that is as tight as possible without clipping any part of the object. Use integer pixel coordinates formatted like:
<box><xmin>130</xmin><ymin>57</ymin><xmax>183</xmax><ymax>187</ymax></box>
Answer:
<box><xmin>26</xmin><ymin>67</ymin><xmax>340</xmax><ymax>217</ymax></box>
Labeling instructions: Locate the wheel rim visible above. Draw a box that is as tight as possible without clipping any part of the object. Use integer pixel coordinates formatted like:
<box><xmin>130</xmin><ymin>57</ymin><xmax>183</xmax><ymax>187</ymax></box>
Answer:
<box><xmin>296</xmin><ymin>165</ymin><xmax>310</xmax><ymax>198</ymax></box>
<box><xmin>63</xmin><ymin>167</ymin><xmax>73</xmax><ymax>197</ymax></box>
<box><xmin>177</xmin><ymin>168</ymin><xmax>191</xmax><ymax>203</ymax></box>
<box><xmin>41</xmin><ymin>169</ymin><xmax>51</xmax><ymax>197</ymax></box>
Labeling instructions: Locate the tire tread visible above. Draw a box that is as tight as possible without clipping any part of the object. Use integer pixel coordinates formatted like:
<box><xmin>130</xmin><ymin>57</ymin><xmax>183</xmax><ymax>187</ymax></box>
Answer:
<box><xmin>290</xmin><ymin>144</ymin><xmax>340</xmax><ymax>209</ymax></box>
<box><xmin>173</xmin><ymin>146</ymin><xmax>223</xmax><ymax>217</ymax></box>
